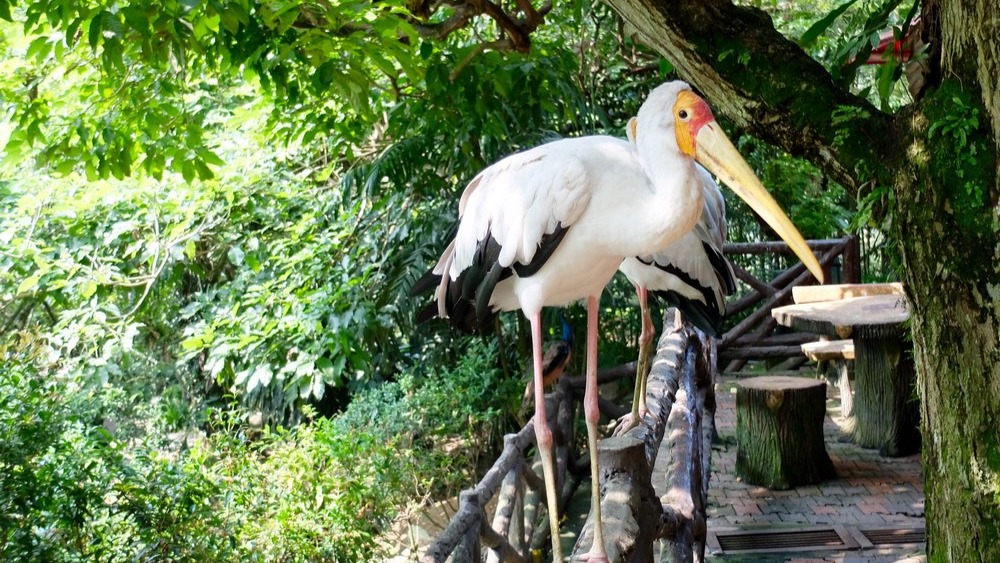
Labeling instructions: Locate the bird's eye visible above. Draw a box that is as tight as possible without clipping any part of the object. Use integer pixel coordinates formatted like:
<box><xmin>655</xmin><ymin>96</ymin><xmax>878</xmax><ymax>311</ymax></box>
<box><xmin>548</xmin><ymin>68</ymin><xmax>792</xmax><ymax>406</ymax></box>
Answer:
<box><xmin>678</xmin><ymin>109</ymin><xmax>690</xmax><ymax>121</ymax></box>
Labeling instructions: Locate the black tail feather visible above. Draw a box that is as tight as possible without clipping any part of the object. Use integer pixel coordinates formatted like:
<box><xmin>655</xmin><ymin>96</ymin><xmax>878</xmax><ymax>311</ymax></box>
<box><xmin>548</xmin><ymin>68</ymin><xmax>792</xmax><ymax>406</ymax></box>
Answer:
<box><xmin>651</xmin><ymin>290</ymin><xmax>724</xmax><ymax>337</ymax></box>
<box><xmin>410</xmin><ymin>269</ymin><xmax>441</xmax><ymax>297</ymax></box>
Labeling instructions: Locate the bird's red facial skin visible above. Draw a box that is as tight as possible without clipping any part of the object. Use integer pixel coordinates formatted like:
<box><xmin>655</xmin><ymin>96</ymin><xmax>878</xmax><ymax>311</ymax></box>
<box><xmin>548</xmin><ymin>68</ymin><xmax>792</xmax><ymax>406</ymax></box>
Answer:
<box><xmin>674</xmin><ymin>91</ymin><xmax>716</xmax><ymax>157</ymax></box>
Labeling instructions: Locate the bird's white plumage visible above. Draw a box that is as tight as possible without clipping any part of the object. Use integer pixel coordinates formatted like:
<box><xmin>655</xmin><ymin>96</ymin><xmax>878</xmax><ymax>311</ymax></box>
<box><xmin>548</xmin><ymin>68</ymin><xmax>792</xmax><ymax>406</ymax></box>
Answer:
<box><xmin>453</xmin><ymin>147</ymin><xmax>591</xmax><ymax>275</ymax></box>
<box><xmin>617</xmin><ymin>115</ymin><xmax>732</xmax><ymax>318</ymax></box>
<box><xmin>619</xmin><ymin>166</ymin><xmax>733</xmax><ymax>313</ymax></box>
<box><xmin>440</xmin><ymin>128</ymin><xmax>704</xmax><ymax>316</ymax></box>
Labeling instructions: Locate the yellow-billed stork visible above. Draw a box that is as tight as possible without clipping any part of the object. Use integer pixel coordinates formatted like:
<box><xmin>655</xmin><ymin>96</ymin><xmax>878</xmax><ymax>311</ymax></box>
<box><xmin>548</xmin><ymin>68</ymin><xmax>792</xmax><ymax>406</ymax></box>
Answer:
<box><xmin>412</xmin><ymin>80</ymin><xmax>824</xmax><ymax>562</ymax></box>
<box><xmin>615</xmin><ymin>117</ymin><xmax>737</xmax><ymax>433</ymax></box>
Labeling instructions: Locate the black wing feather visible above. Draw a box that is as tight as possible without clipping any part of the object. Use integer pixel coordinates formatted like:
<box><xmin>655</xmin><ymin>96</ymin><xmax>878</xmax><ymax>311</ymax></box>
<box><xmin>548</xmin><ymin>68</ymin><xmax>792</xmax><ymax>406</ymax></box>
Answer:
<box><xmin>703</xmin><ymin>241</ymin><xmax>737</xmax><ymax>295</ymax></box>
<box><xmin>642</xmin><ymin>258</ymin><xmax>724</xmax><ymax>337</ymax></box>
<box><xmin>650</xmin><ymin>289</ymin><xmax>724</xmax><ymax>337</ymax></box>
<box><xmin>411</xmin><ymin>224</ymin><xmax>570</xmax><ymax>333</ymax></box>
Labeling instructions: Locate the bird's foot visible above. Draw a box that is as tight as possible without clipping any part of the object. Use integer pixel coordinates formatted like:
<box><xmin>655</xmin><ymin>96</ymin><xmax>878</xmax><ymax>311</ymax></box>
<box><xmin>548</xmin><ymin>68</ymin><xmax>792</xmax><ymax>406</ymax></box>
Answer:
<box><xmin>612</xmin><ymin>412</ymin><xmax>649</xmax><ymax>436</ymax></box>
<box><xmin>574</xmin><ymin>551</ymin><xmax>611</xmax><ymax>563</ymax></box>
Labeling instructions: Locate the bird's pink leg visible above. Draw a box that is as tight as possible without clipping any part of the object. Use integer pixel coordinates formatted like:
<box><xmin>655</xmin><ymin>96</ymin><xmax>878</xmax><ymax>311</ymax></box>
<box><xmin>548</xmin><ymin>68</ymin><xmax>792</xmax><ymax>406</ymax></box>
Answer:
<box><xmin>582</xmin><ymin>295</ymin><xmax>610</xmax><ymax>562</ymax></box>
<box><xmin>529</xmin><ymin>312</ymin><xmax>564</xmax><ymax>562</ymax></box>
<box><xmin>616</xmin><ymin>285</ymin><xmax>653</xmax><ymax>435</ymax></box>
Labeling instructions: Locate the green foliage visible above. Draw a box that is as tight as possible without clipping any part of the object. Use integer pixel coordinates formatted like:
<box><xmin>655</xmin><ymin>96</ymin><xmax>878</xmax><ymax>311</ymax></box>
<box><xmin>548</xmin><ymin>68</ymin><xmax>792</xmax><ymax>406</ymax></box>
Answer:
<box><xmin>0</xmin><ymin>93</ymin><xmax>450</xmax><ymax>419</ymax></box>
<box><xmin>337</xmin><ymin>339</ymin><xmax>521</xmax><ymax>498</ymax></box>
<box><xmin>733</xmin><ymin>136</ymin><xmax>852</xmax><ymax>241</ymax></box>
<box><xmin>0</xmin><ymin>354</ymin><xmax>405</xmax><ymax>562</ymax></box>
<box><xmin>784</xmin><ymin>0</ymin><xmax>919</xmax><ymax>111</ymax></box>
<box><xmin>926</xmin><ymin>89</ymin><xmax>990</xmax><ymax>215</ymax></box>
<box><xmin>0</xmin><ymin>0</ymin><xmax>420</xmax><ymax>179</ymax></box>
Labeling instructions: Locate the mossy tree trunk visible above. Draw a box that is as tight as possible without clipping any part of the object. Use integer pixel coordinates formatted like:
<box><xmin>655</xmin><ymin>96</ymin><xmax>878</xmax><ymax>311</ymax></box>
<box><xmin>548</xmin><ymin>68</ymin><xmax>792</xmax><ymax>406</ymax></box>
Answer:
<box><xmin>599</xmin><ymin>0</ymin><xmax>1000</xmax><ymax>558</ymax></box>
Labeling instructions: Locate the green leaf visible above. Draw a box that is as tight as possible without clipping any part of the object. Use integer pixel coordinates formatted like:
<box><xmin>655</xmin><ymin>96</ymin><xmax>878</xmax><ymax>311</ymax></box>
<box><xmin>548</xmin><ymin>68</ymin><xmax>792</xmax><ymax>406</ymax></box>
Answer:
<box><xmin>17</xmin><ymin>274</ymin><xmax>41</xmax><ymax>295</ymax></box>
<box><xmin>799</xmin><ymin>0</ymin><xmax>859</xmax><ymax>48</ymax></box>
<box><xmin>89</xmin><ymin>11</ymin><xmax>108</xmax><ymax>49</ymax></box>
<box><xmin>181</xmin><ymin>335</ymin><xmax>206</xmax><ymax>351</ymax></box>
<box><xmin>81</xmin><ymin>280</ymin><xmax>98</xmax><ymax>298</ymax></box>
<box><xmin>26</xmin><ymin>36</ymin><xmax>52</xmax><ymax>61</ymax></box>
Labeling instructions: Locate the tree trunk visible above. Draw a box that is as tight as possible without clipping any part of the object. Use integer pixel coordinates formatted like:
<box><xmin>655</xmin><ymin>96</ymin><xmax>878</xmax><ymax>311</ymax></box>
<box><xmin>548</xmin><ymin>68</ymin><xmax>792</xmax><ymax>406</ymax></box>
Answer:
<box><xmin>599</xmin><ymin>0</ymin><xmax>1000</xmax><ymax>557</ymax></box>
<box><xmin>895</xmin><ymin>94</ymin><xmax>1000</xmax><ymax>561</ymax></box>
<box><xmin>890</xmin><ymin>2</ymin><xmax>1000</xmax><ymax>558</ymax></box>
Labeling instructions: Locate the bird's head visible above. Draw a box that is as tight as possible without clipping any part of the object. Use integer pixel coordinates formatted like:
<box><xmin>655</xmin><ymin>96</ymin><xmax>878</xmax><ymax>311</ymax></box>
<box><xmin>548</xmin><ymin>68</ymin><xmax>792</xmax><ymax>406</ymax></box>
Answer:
<box><xmin>559</xmin><ymin>315</ymin><xmax>573</xmax><ymax>347</ymax></box>
<box><xmin>637</xmin><ymin>81</ymin><xmax>825</xmax><ymax>283</ymax></box>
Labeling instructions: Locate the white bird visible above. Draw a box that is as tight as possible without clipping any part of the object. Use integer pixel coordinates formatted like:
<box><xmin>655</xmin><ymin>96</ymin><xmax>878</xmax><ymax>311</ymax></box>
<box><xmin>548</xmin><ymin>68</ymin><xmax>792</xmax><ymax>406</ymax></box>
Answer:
<box><xmin>615</xmin><ymin>118</ymin><xmax>737</xmax><ymax>433</ymax></box>
<box><xmin>412</xmin><ymin>81</ymin><xmax>824</xmax><ymax>562</ymax></box>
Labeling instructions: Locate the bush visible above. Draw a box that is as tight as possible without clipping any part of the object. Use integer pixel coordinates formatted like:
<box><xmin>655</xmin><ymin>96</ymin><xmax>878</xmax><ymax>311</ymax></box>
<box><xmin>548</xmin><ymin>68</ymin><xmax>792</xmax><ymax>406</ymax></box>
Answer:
<box><xmin>0</xmin><ymin>356</ymin><xmax>405</xmax><ymax>562</ymax></box>
<box><xmin>336</xmin><ymin>339</ymin><xmax>521</xmax><ymax>500</ymax></box>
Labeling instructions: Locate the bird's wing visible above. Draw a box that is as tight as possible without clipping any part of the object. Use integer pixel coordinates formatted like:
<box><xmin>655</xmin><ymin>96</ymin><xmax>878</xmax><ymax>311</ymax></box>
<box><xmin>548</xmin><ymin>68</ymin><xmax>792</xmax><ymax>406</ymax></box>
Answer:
<box><xmin>621</xmin><ymin>171</ymin><xmax>735</xmax><ymax>336</ymax></box>
<box><xmin>415</xmin><ymin>143</ymin><xmax>594</xmax><ymax>332</ymax></box>
<box><xmin>453</xmin><ymin>148</ymin><xmax>592</xmax><ymax>277</ymax></box>
<box><xmin>694</xmin><ymin>168</ymin><xmax>736</xmax><ymax>295</ymax></box>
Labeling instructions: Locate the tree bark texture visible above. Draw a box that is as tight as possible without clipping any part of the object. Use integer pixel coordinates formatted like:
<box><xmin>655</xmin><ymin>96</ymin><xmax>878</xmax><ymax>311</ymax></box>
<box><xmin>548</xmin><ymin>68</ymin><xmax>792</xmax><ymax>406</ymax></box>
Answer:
<box><xmin>573</xmin><ymin>436</ymin><xmax>663</xmax><ymax>562</ymax></box>
<box><xmin>735</xmin><ymin>376</ymin><xmax>835</xmax><ymax>489</ymax></box>
<box><xmin>894</xmin><ymin>2</ymin><xmax>1000</xmax><ymax>558</ymax></box>
<box><xmin>851</xmin><ymin>326</ymin><xmax>920</xmax><ymax>456</ymax></box>
<box><xmin>599</xmin><ymin>0</ymin><xmax>1000</xmax><ymax>558</ymax></box>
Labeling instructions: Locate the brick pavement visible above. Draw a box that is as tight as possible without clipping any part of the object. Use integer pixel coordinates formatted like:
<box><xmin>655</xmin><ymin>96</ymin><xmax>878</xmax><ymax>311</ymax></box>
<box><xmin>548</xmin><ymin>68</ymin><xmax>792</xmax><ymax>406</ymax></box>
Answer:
<box><xmin>699</xmin><ymin>373</ymin><xmax>925</xmax><ymax>561</ymax></box>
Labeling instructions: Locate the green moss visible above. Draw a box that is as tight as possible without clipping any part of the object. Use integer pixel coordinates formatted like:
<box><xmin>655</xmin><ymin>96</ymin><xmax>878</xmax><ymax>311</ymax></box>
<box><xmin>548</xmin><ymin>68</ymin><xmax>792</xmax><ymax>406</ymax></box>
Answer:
<box><xmin>920</xmin><ymin>80</ymin><xmax>998</xmax><ymax>282</ymax></box>
<box><xmin>923</xmin><ymin>81</ymin><xmax>994</xmax><ymax>222</ymax></box>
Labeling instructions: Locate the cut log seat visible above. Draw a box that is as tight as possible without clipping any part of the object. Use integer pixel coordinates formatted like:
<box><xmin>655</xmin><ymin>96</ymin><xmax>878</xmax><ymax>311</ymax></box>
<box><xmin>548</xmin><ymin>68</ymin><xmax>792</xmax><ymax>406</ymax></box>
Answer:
<box><xmin>735</xmin><ymin>376</ymin><xmax>835</xmax><ymax>490</ymax></box>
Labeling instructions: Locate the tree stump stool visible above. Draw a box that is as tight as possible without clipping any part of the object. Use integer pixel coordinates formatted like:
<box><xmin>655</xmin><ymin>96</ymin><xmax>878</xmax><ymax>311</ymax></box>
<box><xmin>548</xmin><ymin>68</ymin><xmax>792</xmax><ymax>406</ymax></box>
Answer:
<box><xmin>735</xmin><ymin>376</ymin><xmax>835</xmax><ymax>489</ymax></box>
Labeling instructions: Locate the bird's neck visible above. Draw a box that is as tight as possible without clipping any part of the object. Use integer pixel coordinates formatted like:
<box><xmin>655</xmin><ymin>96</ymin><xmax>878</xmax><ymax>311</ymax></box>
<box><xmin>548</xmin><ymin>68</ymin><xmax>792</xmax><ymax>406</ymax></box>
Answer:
<box><xmin>634</xmin><ymin>142</ymin><xmax>705</xmax><ymax>254</ymax></box>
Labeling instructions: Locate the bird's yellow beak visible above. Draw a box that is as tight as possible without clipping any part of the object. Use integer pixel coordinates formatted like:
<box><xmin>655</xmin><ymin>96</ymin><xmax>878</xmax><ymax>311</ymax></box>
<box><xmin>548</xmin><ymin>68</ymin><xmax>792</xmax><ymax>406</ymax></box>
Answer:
<box><xmin>694</xmin><ymin>122</ymin><xmax>825</xmax><ymax>283</ymax></box>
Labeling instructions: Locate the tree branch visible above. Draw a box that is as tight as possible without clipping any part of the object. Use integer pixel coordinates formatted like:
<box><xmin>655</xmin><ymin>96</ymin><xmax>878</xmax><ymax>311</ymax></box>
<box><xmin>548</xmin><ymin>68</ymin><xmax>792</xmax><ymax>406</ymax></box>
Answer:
<box><xmin>601</xmin><ymin>0</ymin><xmax>896</xmax><ymax>194</ymax></box>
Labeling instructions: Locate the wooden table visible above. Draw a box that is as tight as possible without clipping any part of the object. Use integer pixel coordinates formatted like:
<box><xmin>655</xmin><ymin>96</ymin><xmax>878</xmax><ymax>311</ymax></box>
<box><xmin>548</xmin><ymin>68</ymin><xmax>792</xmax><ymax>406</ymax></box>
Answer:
<box><xmin>772</xmin><ymin>293</ymin><xmax>921</xmax><ymax>456</ymax></box>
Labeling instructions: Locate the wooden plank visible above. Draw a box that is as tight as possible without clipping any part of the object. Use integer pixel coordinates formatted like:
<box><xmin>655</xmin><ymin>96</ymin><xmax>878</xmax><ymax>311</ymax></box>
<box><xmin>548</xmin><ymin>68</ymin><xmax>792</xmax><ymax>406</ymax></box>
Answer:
<box><xmin>772</xmin><ymin>294</ymin><xmax>910</xmax><ymax>339</ymax></box>
<box><xmin>801</xmin><ymin>339</ymin><xmax>855</xmax><ymax>361</ymax></box>
<box><xmin>792</xmin><ymin>282</ymin><xmax>904</xmax><ymax>304</ymax></box>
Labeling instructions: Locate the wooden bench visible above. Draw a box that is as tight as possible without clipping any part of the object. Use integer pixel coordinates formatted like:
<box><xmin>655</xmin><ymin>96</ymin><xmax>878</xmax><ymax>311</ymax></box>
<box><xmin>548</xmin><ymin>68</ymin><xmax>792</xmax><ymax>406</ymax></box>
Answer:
<box><xmin>801</xmin><ymin>339</ymin><xmax>855</xmax><ymax>416</ymax></box>
<box><xmin>800</xmin><ymin>339</ymin><xmax>855</xmax><ymax>362</ymax></box>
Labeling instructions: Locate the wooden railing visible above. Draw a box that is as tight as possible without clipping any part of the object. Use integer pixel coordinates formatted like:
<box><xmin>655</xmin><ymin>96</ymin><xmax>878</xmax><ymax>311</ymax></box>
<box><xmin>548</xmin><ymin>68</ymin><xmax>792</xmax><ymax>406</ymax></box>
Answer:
<box><xmin>718</xmin><ymin>235</ymin><xmax>860</xmax><ymax>372</ymax></box>
<box><xmin>420</xmin><ymin>384</ymin><xmax>573</xmax><ymax>563</ymax></box>
<box><xmin>421</xmin><ymin>326</ymin><xmax>711</xmax><ymax>562</ymax></box>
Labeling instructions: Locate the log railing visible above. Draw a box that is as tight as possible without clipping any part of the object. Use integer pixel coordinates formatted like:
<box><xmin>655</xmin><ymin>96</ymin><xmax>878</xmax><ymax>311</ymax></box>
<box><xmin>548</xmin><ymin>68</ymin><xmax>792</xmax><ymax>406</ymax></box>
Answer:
<box><xmin>422</xmin><ymin>326</ymin><xmax>711</xmax><ymax>563</ymax></box>
<box><xmin>719</xmin><ymin>235</ymin><xmax>860</xmax><ymax>372</ymax></box>
<box><xmin>420</xmin><ymin>386</ymin><xmax>574</xmax><ymax>563</ymax></box>
<box><xmin>571</xmin><ymin>327</ymin><xmax>713</xmax><ymax>561</ymax></box>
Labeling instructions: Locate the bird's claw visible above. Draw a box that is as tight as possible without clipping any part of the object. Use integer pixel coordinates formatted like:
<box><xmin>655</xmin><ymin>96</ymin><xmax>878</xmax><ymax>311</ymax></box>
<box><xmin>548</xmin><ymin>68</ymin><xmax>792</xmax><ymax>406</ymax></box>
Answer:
<box><xmin>574</xmin><ymin>553</ymin><xmax>611</xmax><ymax>563</ymax></box>
<box><xmin>613</xmin><ymin>412</ymin><xmax>650</xmax><ymax>436</ymax></box>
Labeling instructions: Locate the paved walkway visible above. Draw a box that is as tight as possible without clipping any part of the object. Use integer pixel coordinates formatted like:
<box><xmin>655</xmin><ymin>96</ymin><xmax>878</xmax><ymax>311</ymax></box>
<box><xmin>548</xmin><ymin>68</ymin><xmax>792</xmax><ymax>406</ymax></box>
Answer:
<box><xmin>692</xmin><ymin>373</ymin><xmax>926</xmax><ymax>562</ymax></box>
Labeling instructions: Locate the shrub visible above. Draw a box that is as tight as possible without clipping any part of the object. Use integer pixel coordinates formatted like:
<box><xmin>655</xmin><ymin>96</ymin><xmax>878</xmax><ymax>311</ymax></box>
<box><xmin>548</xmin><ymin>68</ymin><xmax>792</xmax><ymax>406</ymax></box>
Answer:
<box><xmin>0</xmin><ymin>356</ymin><xmax>405</xmax><ymax>562</ymax></box>
<box><xmin>336</xmin><ymin>339</ymin><xmax>521</xmax><ymax>501</ymax></box>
